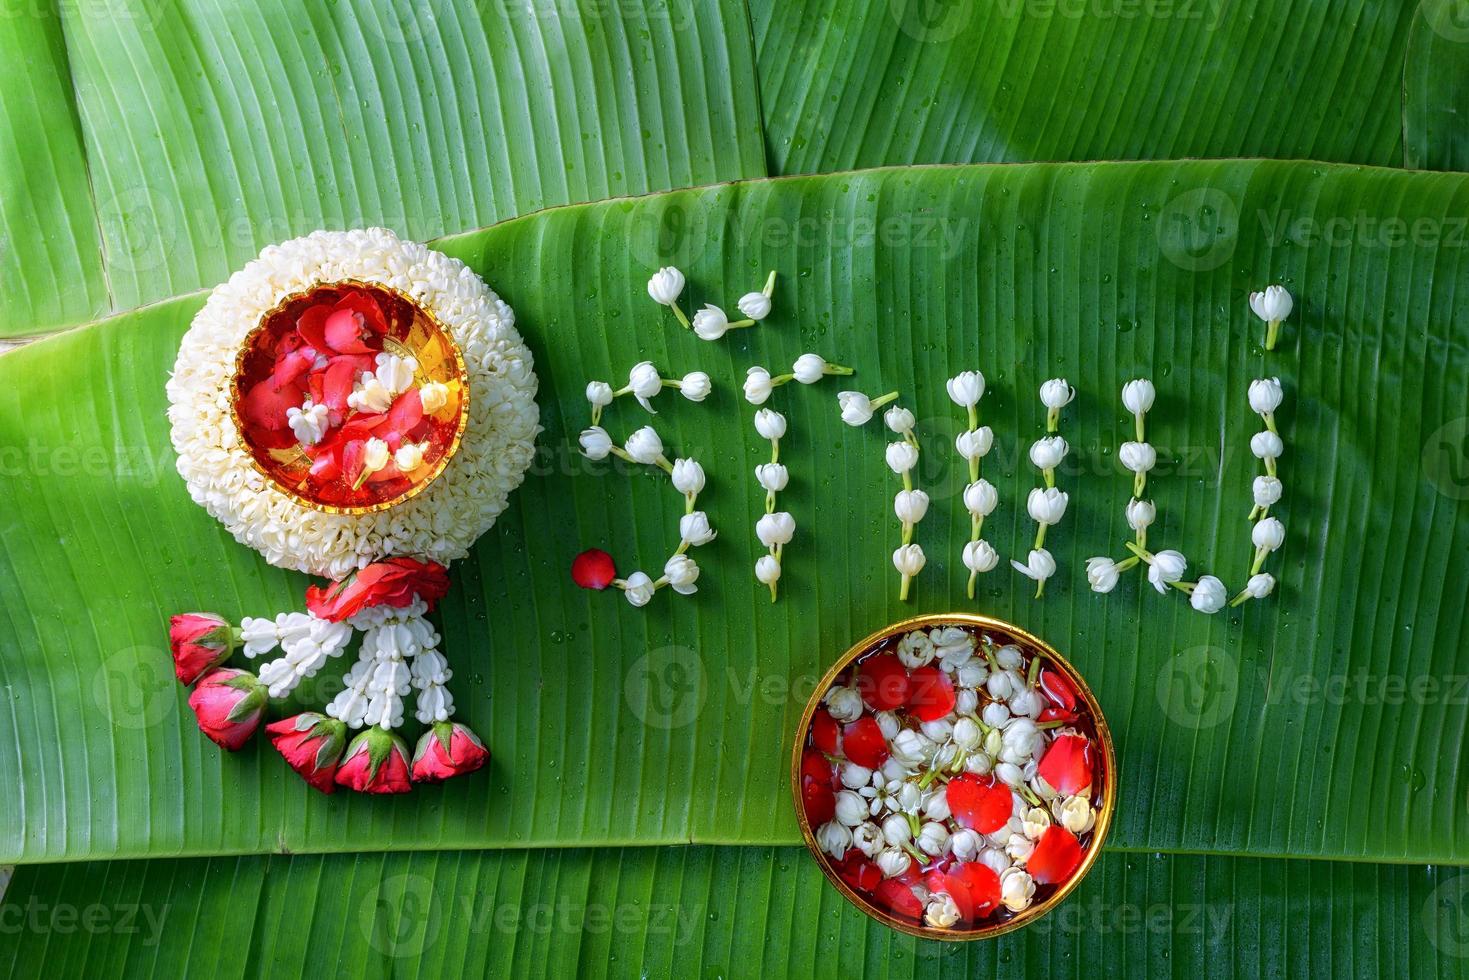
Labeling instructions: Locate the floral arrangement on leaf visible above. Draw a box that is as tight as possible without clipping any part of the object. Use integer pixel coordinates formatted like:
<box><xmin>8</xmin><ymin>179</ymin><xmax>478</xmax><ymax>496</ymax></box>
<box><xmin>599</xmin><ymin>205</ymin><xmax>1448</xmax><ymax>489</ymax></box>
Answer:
<box><xmin>165</xmin><ymin>228</ymin><xmax>539</xmax><ymax>793</ymax></box>
<box><xmin>798</xmin><ymin>624</ymin><xmax>1108</xmax><ymax>933</ymax></box>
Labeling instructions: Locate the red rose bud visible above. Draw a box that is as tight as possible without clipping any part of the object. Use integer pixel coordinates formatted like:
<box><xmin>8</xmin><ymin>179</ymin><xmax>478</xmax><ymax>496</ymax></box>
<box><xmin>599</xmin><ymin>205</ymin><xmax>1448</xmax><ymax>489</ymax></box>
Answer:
<box><xmin>168</xmin><ymin>613</ymin><xmax>238</xmax><ymax>685</ymax></box>
<box><xmin>570</xmin><ymin>548</ymin><xmax>617</xmax><ymax>590</ymax></box>
<box><xmin>188</xmin><ymin>668</ymin><xmax>267</xmax><ymax>751</ymax></box>
<box><xmin>305</xmin><ymin>557</ymin><xmax>451</xmax><ymax>622</ymax></box>
<box><xmin>412</xmin><ymin>721</ymin><xmax>490</xmax><ymax>783</ymax></box>
<box><xmin>266</xmin><ymin>712</ymin><xmax>348</xmax><ymax>794</ymax></box>
<box><xmin>335</xmin><ymin>726</ymin><xmax>413</xmax><ymax>794</ymax></box>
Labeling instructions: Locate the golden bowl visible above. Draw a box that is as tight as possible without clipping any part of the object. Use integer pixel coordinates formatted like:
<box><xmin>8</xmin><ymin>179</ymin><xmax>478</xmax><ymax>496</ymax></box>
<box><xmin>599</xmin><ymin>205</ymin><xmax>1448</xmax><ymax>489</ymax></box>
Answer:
<box><xmin>228</xmin><ymin>278</ymin><xmax>469</xmax><ymax>514</ymax></box>
<box><xmin>790</xmin><ymin>612</ymin><xmax>1116</xmax><ymax>941</ymax></box>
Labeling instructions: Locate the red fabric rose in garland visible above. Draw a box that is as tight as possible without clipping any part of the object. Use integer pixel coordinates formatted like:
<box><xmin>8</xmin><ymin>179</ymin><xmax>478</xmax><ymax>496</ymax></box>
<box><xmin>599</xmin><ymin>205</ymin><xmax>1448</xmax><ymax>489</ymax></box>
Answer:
<box><xmin>306</xmin><ymin>556</ymin><xmax>451</xmax><ymax>622</ymax></box>
<box><xmin>411</xmin><ymin>721</ymin><xmax>490</xmax><ymax>783</ymax></box>
<box><xmin>188</xmin><ymin>668</ymin><xmax>267</xmax><ymax>751</ymax></box>
<box><xmin>168</xmin><ymin>612</ymin><xmax>237</xmax><ymax>685</ymax></box>
<box><xmin>267</xmin><ymin>712</ymin><xmax>348</xmax><ymax>794</ymax></box>
<box><xmin>335</xmin><ymin>727</ymin><xmax>413</xmax><ymax>794</ymax></box>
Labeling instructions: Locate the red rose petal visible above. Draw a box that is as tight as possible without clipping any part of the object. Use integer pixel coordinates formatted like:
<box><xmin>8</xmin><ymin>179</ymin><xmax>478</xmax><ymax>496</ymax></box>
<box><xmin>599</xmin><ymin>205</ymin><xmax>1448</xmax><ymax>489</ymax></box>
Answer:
<box><xmin>272</xmin><ymin>347</ymin><xmax>317</xmax><ymax>386</ymax></box>
<box><xmin>324</xmin><ymin>308</ymin><xmax>376</xmax><ymax>354</ymax></box>
<box><xmin>835</xmin><ymin>853</ymin><xmax>883</xmax><ymax>894</ymax></box>
<box><xmin>946</xmin><ymin>772</ymin><xmax>1013</xmax><ymax>834</ymax></box>
<box><xmin>1040</xmin><ymin>667</ymin><xmax>1078</xmax><ymax>713</ymax></box>
<box><xmin>802</xmin><ymin>779</ymin><xmax>834</xmax><ymax>826</ymax></box>
<box><xmin>323</xmin><ymin>356</ymin><xmax>362</xmax><ymax>412</ymax></box>
<box><xmin>335</xmin><ymin>288</ymin><xmax>388</xmax><ymax>335</ymax></box>
<box><xmin>1028</xmin><ymin>825</ymin><xmax>1084</xmax><ymax>884</ymax></box>
<box><xmin>385</xmin><ymin>388</ymin><xmax>424</xmax><ymax>436</ymax></box>
<box><xmin>949</xmin><ymin>862</ymin><xmax>1002</xmax><ymax>918</ymax></box>
<box><xmin>907</xmin><ymin>665</ymin><xmax>956</xmax><ymax>721</ymax></box>
<box><xmin>857</xmin><ymin>652</ymin><xmax>910</xmax><ymax>711</ymax></box>
<box><xmin>800</xmin><ymin>749</ymin><xmax>834</xmax><ymax>789</ymax></box>
<box><xmin>810</xmin><ymin>708</ymin><xmax>840</xmax><ymax>756</ymax></box>
<box><xmin>571</xmin><ymin>549</ymin><xmax>617</xmax><ymax>590</ymax></box>
<box><xmin>840</xmin><ymin>716</ymin><xmax>889</xmax><ymax>769</ymax></box>
<box><xmin>1037</xmin><ymin>733</ymin><xmax>1093</xmax><ymax>797</ymax></box>
<box><xmin>296</xmin><ymin>304</ymin><xmax>331</xmax><ymax>352</ymax></box>
<box><xmin>240</xmin><ymin>377</ymin><xmax>302</xmax><ymax>430</ymax></box>
<box><xmin>874</xmin><ymin>878</ymin><xmax>924</xmax><ymax>919</ymax></box>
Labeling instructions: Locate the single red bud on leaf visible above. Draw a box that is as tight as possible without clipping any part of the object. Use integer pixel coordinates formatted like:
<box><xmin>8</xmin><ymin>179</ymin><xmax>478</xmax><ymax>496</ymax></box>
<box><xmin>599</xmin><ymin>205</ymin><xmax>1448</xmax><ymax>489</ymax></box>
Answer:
<box><xmin>411</xmin><ymin>721</ymin><xmax>490</xmax><ymax>783</ymax></box>
<box><xmin>188</xmin><ymin>668</ymin><xmax>267</xmax><ymax>751</ymax></box>
<box><xmin>335</xmin><ymin>726</ymin><xmax>413</xmax><ymax>794</ymax></box>
<box><xmin>571</xmin><ymin>549</ymin><xmax>618</xmax><ymax>590</ymax></box>
<box><xmin>168</xmin><ymin>612</ymin><xmax>238</xmax><ymax>685</ymax></box>
<box><xmin>266</xmin><ymin>712</ymin><xmax>348</xmax><ymax>794</ymax></box>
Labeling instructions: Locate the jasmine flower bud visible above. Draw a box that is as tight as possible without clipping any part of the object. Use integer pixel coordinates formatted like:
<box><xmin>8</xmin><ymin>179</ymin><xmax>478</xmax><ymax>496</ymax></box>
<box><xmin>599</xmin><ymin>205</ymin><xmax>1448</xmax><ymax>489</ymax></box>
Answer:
<box><xmin>622</xmin><ymin>571</ymin><xmax>655</xmax><ymax>607</ymax></box>
<box><xmin>1121</xmin><ymin>378</ymin><xmax>1155</xmax><ymax>415</ymax></box>
<box><xmin>624</xmin><ymin>426</ymin><xmax>665</xmax><ymax>464</ymax></box>
<box><xmin>816</xmin><ymin>821</ymin><xmax>852</xmax><ymax>859</ymax></box>
<box><xmin>884</xmin><ymin>405</ymin><xmax>915</xmax><ymax>435</ymax></box>
<box><xmin>1190</xmin><ymin>574</ymin><xmax>1227</xmax><ymax>613</ymax></box>
<box><xmin>894</xmin><ymin>489</ymin><xmax>929</xmax><ymax>524</ymax></box>
<box><xmin>670</xmin><ymin>458</ymin><xmax>705</xmax><ymax>496</ymax></box>
<box><xmin>1086</xmin><ymin>556</ymin><xmax>1121</xmax><ymax>593</ymax></box>
<box><xmin>1010</xmin><ymin>548</ymin><xmax>1056</xmax><ymax>583</ymax></box>
<box><xmin>835</xmin><ymin>789</ymin><xmax>868</xmax><ymax>826</ymax></box>
<box><xmin>981</xmin><ymin>701</ymin><xmax>1010</xmax><ymax>729</ymax></box>
<box><xmin>678</xmin><ymin>371</ymin><xmax>711</xmax><ymax>402</ymax></box>
<box><xmin>979</xmin><ymin>848</ymin><xmax>1011</xmax><ymax>877</ymax></box>
<box><xmin>1147</xmin><ymin>549</ymin><xmax>1187</xmax><ymax>594</ymax></box>
<box><xmin>897</xmin><ymin>630</ymin><xmax>935</xmax><ymax>668</ymax></box>
<box><xmin>586</xmin><ymin>380</ymin><xmax>614</xmax><ymax>408</ymax></box>
<box><xmin>755</xmin><ymin>511</ymin><xmax>796</xmax><ymax>547</ymax></box>
<box><xmin>287</xmin><ymin>401</ymin><xmax>329</xmax><ymax>446</ymax></box>
<box><xmin>946</xmin><ymin>371</ymin><xmax>985</xmax><ymax>407</ymax></box>
<box><xmin>628</xmin><ymin>360</ymin><xmax>662</xmax><ymax>411</ymax></box>
<box><xmin>1248</xmin><ymin>377</ymin><xmax>1283</xmax><ymax>414</ymax></box>
<box><xmin>663</xmin><ymin>554</ymin><xmax>700</xmax><ymax>595</ymax></box>
<box><xmin>1253</xmin><ymin>475</ymin><xmax>1283</xmax><ymax>507</ymax></box>
<box><xmin>1010</xmin><ymin>688</ymin><xmax>1044</xmax><ymax>719</ymax></box>
<box><xmin>754</xmin><ymin>554</ymin><xmax>781</xmax><ymax>584</ymax></box>
<box><xmin>824</xmin><ymin>685</ymin><xmax>862</xmax><ymax>723</ymax></box>
<box><xmin>1119</xmin><ymin>441</ymin><xmax>1156</xmax><ymax>474</ymax></box>
<box><xmin>874</xmin><ymin>711</ymin><xmax>901</xmax><ymax>740</ymax></box>
<box><xmin>1004</xmin><ymin>832</ymin><xmax>1035</xmax><ymax>862</ymax></box>
<box><xmin>924</xmin><ymin>786</ymin><xmax>951</xmax><ymax>821</ymax></box>
<box><xmin>953</xmin><ymin>717</ymin><xmax>981</xmax><ymax>751</ymax></box>
<box><xmin>955</xmin><ymin>427</ymin><xmax>993</xmax><ymax>460</ymax></box>
<box><xmin>692</xmin><ymin>304</ymin><xmax>730</xmax><ymax>341</ymax></box>
<box><xmin>754</xmin><ymin>408</ymin><xmax>786</xmax><ymax>440</ymax></box>
<box><xmin>994</xmin><ymin>762</ymin><xmax>1025</xmax><ymax>788</ymax></box>
<box><xmin>881</xmin><ymin>813</ymin><xmax>912</xmax><ymax>846</ymax></box>
<box><xmin>679</xmin><ymin>511</ymin><xmax>717</xmax><ymax>547</ymax></box>
<box><xmin>361</xmin><ymin>437</ymin><xmax>390</xmax><ymax>476</ymax></box>
<box><xmin>647</xmin><ymin>266</ymin><xmax>685</xmax><ymax>306</ymax></box>
<box><xmin>792</xmin><ymin>353</ymin><xmax>826</xmax><ymax>383</ymax></box>
<box><xmin>737</xmin><ymin>290</ymin><xmax>772</xmax><ymax>321</ymax></box>
<box><xmin>963</xmin><ymin>539</ymin><xmax>999</xmax><ymax>573</ymax></box>
<box><xmin>956</xmin><ymin>660</ymin><xmax>987</xmax><ymax>688</ymax></box>
<box><xmin>840</xmin><ymin>763</ymin><xmax>872</xmax><ymax>789</ymax></box>
<box><xmin>875</xmin><ymin>846</ymin><xmax>911</xmax><ymax>879</ymax></box>
<box><xmin>743</xmin><ymin>366</ymin><xmax>774</xmax><ymax>405</ymax></box>
<box><xmin>1252</xmin><ymin>516</ymin><xmax>1285</xmax><ymax>552</ymax></box>
<box><xmin>924</xmin><ymin>892</ymin><xmax>961</xmax><ymax>930</ymax></box>
<box><xmin>418</xmin><ymin>382</ymin><xmax>449</xmax><ymax>414</ymax></box>
<box><xmin>1251</xmin><ymin>430</ymin><xmax>1284</xmax><ymax>460</ymax></box>
<box><xmin>1249</xmin><ymin>284</ymin><xmax>1293</xmax><ymax>323</ymax></box>
<box><xmin>950</xmin><ymin>828</ymin><xmax>984</xmax><ymax>862</ymax></box>
<box><xmin>890</xmin><ymin>729</ymin><xmax>930</xmax><ymax>767</ymax></box>
<box><xmin>579</xmin><ymin>425</ymin><xmax>612</xmax><ymax>460</ymax></box>
<box><xmin>1126</xmin><ymin>498</ymin><xmax>1155</xmax><ymax>531</ymax></box>
<box><xmin>837</xmin><ymin>391</ymin><xmax>874</xmax><ymax>426</ymax></box>
<box><xmin>1029</xmin><ymin>435</ymin><xmax>1068</xmax><ymax>470</ymax></box>
<box><xmin>892</xmin><ymin>543</ymin><xmax>926</xmax><ymax>577</ymax></box>
<box><xmin>885</xmin><ymin>441</ymin><xmax>919</xmax><ymax>474</ymax></box>
<box><xmin>755</xmin><ymin>462</ymin><xmax>789</xmax><ymax>492</ymax></box>
<box><xmin>1026</xmin><ymin>487</ymin><xmax>1069</xmax><ymax>526</ymax></box>
<box><xmin>1059</xmin><ymin>795</ymin><xmax>1096</xmax><ymax>834</ymax></box>
<box><xmin>995</xmin><ymin>645</ymin><xmax>1022</xmax><ymax>669</ymax></box>
<box><xmin>917</xmin><ymin>821</ymin><xmax>951</xmax><ymax>856</ymax></box>
<box><xmin>920</xmin><ymin>718</ymin><xmax>953</xmax><ymax>743</ymax></box>
<box><xmin>852</xmin><ymin>821</ymin><xmax>884</xmax><ymax>857</ymax></box>
<box><xmin>1040</xmin><ymin>378</ymin><xmax>1075</xmax><ymax>409</ymax></box>
<box><xmin>963</xmin><ymin>479</ymin><xmax>998</xmax><ymax>517</ymax></box>
<box><xmin>1245</xmin><ymin>572</ymin><xmax>1276</xmax><ymax>597</ymax></box>
<box><xmin>393</xmin><ymin>441</ymin><xmax>427</xmax><ymax>473</ymax></box>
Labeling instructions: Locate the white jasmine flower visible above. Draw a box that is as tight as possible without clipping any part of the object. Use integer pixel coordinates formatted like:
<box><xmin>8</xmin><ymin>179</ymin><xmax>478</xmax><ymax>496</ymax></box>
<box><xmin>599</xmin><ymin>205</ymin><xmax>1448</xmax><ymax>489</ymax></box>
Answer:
<box><xmin>917</xmin><ymin>821</ymin><xmax>951</xmax><ymax>856</ymax></box>
<box><xmin>979</xmin><ymin>848</ymin><xmax>1011</xmax><ymax>877</ymax></box>
<box><xmin>1029</xmin><ymin>435</ymin><xmax>1068</xmax><ymax>470</ymax></box>
<box><xmin>755</xmin><ymin>511</ymin><xmax>796</xmax><ymax>547</ymax></box>
<box><xmin>1126</xmin><ymin>498</ymin><xmax>1156</xmax><ymax>531</ymax></box>
<box><xmin>835</xmin><ymin>790</ymin><xmax>868</xmax><ymax>827</ymax></box>
<box><xmin>952</xmin><ymin>717</ymin><xmax>981</xmax><ymax>751</ymax></box>
<box><xmin>361</xmin><ymin>437</ymin><xmax>390</xmax><ymax>478</ymax></box>
<box><xmin>1040</xmin><ymin>378</ymin><xmax>1076</xmax><ymax>410</ymax></box>
<box><xmin>671</xmin><ymin>458</ymin><xmax>705</xmax><ymax>496</ymax></box>
<box><xmin>994</xmin><ymin>762</ymin><xmax>1025</xmax><ymax>789</ymax></box>
<box><xmin>1147</xmin><ymin>549</ymin><xmax>1187</xmax><ymax>594</ymax></box>
<box><xmin>948</xmin><ymin>828</ymin><xmax>983</xmax><ymax>863</ymax></box>
<box><xmin>628</xmin><ymin>361</ymin><xmax>662</xmax><ymax>411</ymax></box>
<box><xmin>837</xmin><ymin>391</ymin><xmax>874</xmax><ymax>426</ymax></box>
<box><xmin>852</xmin><ymin>822</ymin><xmax>884</xmax><ymax>857</ymax></box>
<box><xmin>1253</xmin><ymin>475</ymin><xmax>1283</xmax><ymax>507</ymax></box>
<box><xmin>897</xmin><ymin>630</ymin><xmax>935</xmax><ymax>668</ymax></box>
<box><xmin>394</xmin><ymin>441</ymin><xmax>427</xmax><ymax>473</ymax></box>
<box><xmin>348</xmin><ymin>375</ymin><xmax>394</xmax><ymax>414</ymax></box>
<box><xmin>622</xmin><ymin>571</ymin><xmax>655</xmax><ymax>607</ymax></box>
<box><xmin>1010</xmin><ymin>548</ymin><xmax>1056</xmax><ymax>583</ymax></box>
<box><xmin>884</xmin><ymin>406</ymin><xmax>915</xmax><ymax>435</ymax></box>
<box><xmin>923</xmin><ymin>786</ymin><xmax>951</xmax><ymax>822</ymax></box>
<box><xmin>754</xmin><ymin>408</ymin><xmax>787</xmax><ymax>440</ymax></box>
<box><xmin>1026</xmin><ymin>487</ymin><xmax>1069</xmax><ymax>526</ymax></box>
<box><xmin>679</xmin><ymin>511</ymin><xmax>717</xmax><ymax>547</ymax></box>
<box><xmin>678</xmin><ymin>371</ymin><xmax>711</xmax><ymax>402</ymax></box>
<box><xmin>743</xmin><ymin>366</ymin><xmax>774</xmax><ymax>405</ymax></box>
<box><xmin>1244</xmin><ymin>572</ymin><xmax>1276</xmax><ymax>598</ymax></box>
<box><xmin>956</xmin><ymin>660</ymin><xmax>987</xmax><ymax>688</ymax></box>
<box><xmin>981</xmin><ymin>701</ymin><xmax>1011</xmax><ymax>730</ymax></box>
<box><xmin>1021</xmin><ymin>807</ymin><xmax>1051</xmax><ymax>840</ymax></box>
<box><xmin>840</xmin><ymin>762</ymin><xmax>873</xmax><ymax>790</ymax></box>
<box><xmin>880</xmin><ymin>811</ymin><xmax>913</xmax><ymax>845</ymax></box>
<box><xmin>286</xmin><ymin>401</ymin><xmax>329</xmax><ymax>446</ymax></box>
<box><xmin>1004</xmin><ymin>832</ymin><xmax>1035</xmax><ymax>862</ymax></box>
<box><xmin>647</xmin><ymin>266</ymin><xmax>686</xmax><ymax>306</ymax></box>
<box><xmin>885</xmin><ymin>441</ymin><xmax>919</xmax><ymax>474</ymax></box>
<box><xmin>579</xmin><ymin>426</ymin><xmax>612</xmax><ymax>460</ymax></box>
<box><xmin>692</xmin><ymin>304</ymin><xmax>730</xmax><ymax>341</ymax></box>
<box><xmin>375</xmin><ymin>353</ymin><xmax>418</xmax><ymax>395</ymax></box>
<box><xmin>792</xmin><ymin>353</ymin><xmax>826</xmax><ymax>384</ymax></box>
<box><xmin>894</xmin><ymin>781</ymin><xmax>922</xmax><ymax>814</ymax></box>
<box><xmin>1252</xmin><ymin>516</ymin><xmax>1285</xmax><ymax>552</ymax></box>
<box><xmin>1249</xmin><ymin>284</ymin><xmax>1293</xmax><ymax>323</ymax></box>
<box><xmin>1251</xmin><ymin>430</ymin><xmax>1284</xmax><ymax>460</ymax></box>
<box><xmin>889</xmin><ymin>729</ymin><xmax>930</xmax><ymax>768</ymax></box>
<box><xmin>586</xmin><ymin>380</ymin><xmax>614</xmax><ymax>409</ymax></box>
<box><xmin>946</xmin><ymin>371</ymin><xmax>985</xmax><ymax>407</ymax></box>
<box><xmin>986</xmin><ymin>670</ymin><xmax>1017</xmax><ymax>702</ymax></box>
<box><xmin>994</xmin><ymin>645</ymin><xmax>1022</xmax><ymax>669</ymax></box>
<box><xmin>624</xmin><ymin>426</ymin><xmax>666</xmax><ymax>465</ymax></box>
<box><xmin>963</xmin><ymin>479</ymin><xmax>998</xmax><ymax>517</ymax></box>
<box><xmin>1086</xmin><ymin>556</ymin><xmax>1121</xmax><ymax>593</ymax></box>
<box><xmin>892</xmin><ymin>543</ymin><xmax>926</xmax><ymax>577</ymax></box>
<box><xmin>1119</xmin><ymin>441</ymin><xmax>1156</xmax><ymax>474</ymax></box>
<box><xmin>754</xmin><ymin>554</ymin><xmax>781</xmax><ymax>584</ymax></box>
<box><xmin>737</xmin><ymin>290</ymin><xmax>772</xmax><ymax>321</ymax></box>
<box><xmin>924</xmin><ymin>892</ymin><xmax>961</xmax><ymax>929</ymax></box>
<box><xmin>417</xmin><ymin>381</ymin><xmax>449</xmax><ymax>415</ymax></box>
<box><xmin>894</xmin><ymin>489</ymin><xmax>930</xmax><ymax>524</ymax></box>
<box><xmin>920</xmin><ymin>718</ymin><xmax>954</xmax><ymax>743</ymax></box>
<box><xmin>963</xmin><ymin>539</ymin><xmax>999</xmax><ymax>574</ymax></box>
<box><xmin>1121</xmin><ymin>378</ymin><xmax>1155</xmax><ymax>415</ymax></box>
<box><xmin>1009</xmin><ymin>688</ymin><xmax>1044</xmax><ymax>719</ymax></box>
<box><xmin>875</xmin><ymin>847</ymin><xmax>911</xmax><ymax>879</ymax></box>
<box><xmin>825</xmin><ymin>685</ymin><xmax>863</xmax><ymax>723</ymax></box>
<box><xmin>875</xmin><ymin>711</ymin><xmax>902</xmax><ymax>741</ymax></box>
<box><xmin>1249</xmin><ymin>377</ymin><xmax>1284</xmax><ymax>414</ymax></box>
<box><xmin>1000</xmin><ymin>867</ymin><xmax>1036</xmax><ymax>912</ymax></box>
<box><xmin>816</xmin><ymin>821</ymin><xmax>852</xmax><ymax>859</ymax></box>
<box><xmin>1002</xmin><ymin>718</ymin><xmax>1041</xmax><ymax>760</ymax></box>
<box><xmin>1190</xmin><ymin>575</ymin><xmax>1227</xmax><ymax>614</ymax></box>
<box><xmin>955</xmin><ymin>427</ymin><xmax>993</xmax><ymax>460</ymax></box>
<box><xmin>1059</xmin><ymin>795</ymin><xmax>1096</xmax><ymax>835</ymax></box>
<box><xmin>755</xmin><ymin>462</ymin><xmax>789</xmax><ymax>492</ymax></box>
<box><xmin>965</xmin><ymin>751</ymin><xmax>995</xmax><ymax>776</ymax></box>
<box><xmin>662</xmin><ymin>554</ymin><xmax>700</xmax><ymax>595</ymax></box>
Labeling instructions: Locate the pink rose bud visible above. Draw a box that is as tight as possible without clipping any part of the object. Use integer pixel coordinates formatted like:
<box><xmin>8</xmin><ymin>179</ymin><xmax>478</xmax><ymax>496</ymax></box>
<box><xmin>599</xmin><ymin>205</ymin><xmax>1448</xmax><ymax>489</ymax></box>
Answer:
<box><xmin>168</xmin><ymin>613</ymin><xmax>239</xmax><ymax>685</ymax></box>
<box><xmin>411</xmin><ymin>721</ymin><xmax>491</xmax><ymax>783</ymax></box>
<box><xmin>187</xmin><ymin>668</ymin><xmax>267</xmax><ymax>751</ymax></box>
<box><xmin>335</xmin><ymin>726</ymin><xmax>413</xmax><ymax>794</ymax></box>
<box><xmin>266</xmin><ymin>713</ymin><xmax>348</xmax><ymax>794</ymax></box>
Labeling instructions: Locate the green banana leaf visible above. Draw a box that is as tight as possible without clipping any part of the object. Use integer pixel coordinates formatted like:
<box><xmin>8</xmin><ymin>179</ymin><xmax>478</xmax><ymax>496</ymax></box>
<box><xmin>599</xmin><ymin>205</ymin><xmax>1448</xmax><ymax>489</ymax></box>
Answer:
<box><xmin>2</xmin><ymin>846</ymin><xmax>1465</xmax><ymax>977</ymax></box>
<box><xmin>1404</xmin><ymin>0</ymin><xmax>1469</xmax><ymax>171</ymax></box>
<box><xmin>752</xmin><ymin>0</ymin><xmax>1418</xmax><ymax>174</ymax></box>
<box><xmin>2</xmin><ymin>159</ymin><xmax>1467</xmax><ymax>869</ymax></box>
<box><xmin>0</xmin><ymin>0</ymin><xmax>765</xmax><ymax>336</ymax></box>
